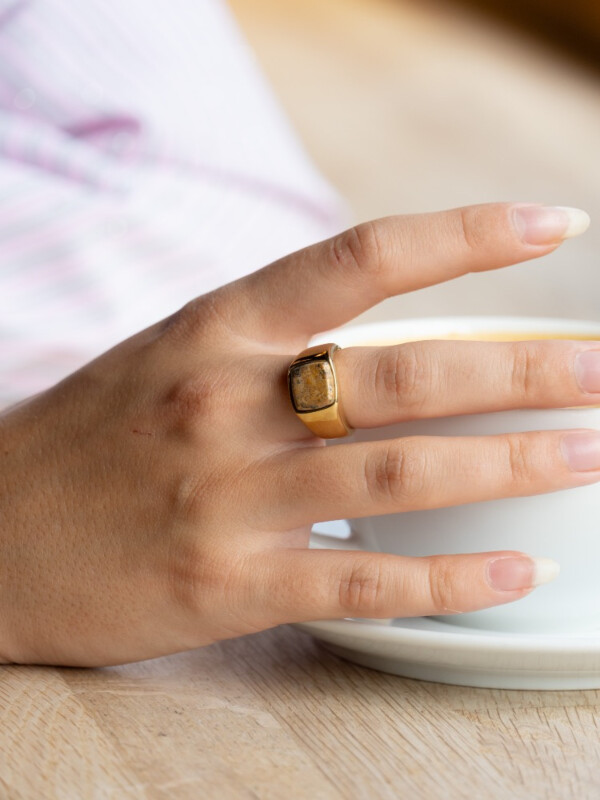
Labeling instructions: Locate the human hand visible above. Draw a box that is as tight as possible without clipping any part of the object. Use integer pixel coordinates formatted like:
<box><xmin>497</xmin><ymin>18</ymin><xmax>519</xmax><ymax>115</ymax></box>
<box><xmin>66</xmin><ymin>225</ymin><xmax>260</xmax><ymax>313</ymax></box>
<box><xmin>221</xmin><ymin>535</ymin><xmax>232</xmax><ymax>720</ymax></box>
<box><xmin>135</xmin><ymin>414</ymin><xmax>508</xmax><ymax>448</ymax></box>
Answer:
<box><xmin>1</xmin><ymin>202</ymin><xmax>596</xmax><ymax>666</ymax></box>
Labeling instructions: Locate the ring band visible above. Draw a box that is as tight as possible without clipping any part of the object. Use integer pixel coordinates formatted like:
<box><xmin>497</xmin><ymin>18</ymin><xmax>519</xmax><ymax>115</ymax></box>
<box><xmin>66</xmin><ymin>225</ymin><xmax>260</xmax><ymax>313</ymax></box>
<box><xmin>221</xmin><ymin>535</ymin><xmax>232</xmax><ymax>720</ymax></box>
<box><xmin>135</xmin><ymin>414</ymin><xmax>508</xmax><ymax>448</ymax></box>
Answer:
<box><xmin>287</xmin><ymin>343</ymin><xmax>353</xmax><ymax>439</ymax></box>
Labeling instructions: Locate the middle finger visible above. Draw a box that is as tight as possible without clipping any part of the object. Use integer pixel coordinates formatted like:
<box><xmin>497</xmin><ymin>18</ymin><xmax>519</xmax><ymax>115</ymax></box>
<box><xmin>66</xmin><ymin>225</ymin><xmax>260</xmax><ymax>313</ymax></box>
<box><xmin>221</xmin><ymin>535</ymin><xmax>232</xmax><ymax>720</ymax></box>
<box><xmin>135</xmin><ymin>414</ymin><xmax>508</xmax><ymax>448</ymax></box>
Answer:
<box><xmin>335</xmin><ymin>339</ymin><xmax>600</xmax><ymax>428</ymax></box>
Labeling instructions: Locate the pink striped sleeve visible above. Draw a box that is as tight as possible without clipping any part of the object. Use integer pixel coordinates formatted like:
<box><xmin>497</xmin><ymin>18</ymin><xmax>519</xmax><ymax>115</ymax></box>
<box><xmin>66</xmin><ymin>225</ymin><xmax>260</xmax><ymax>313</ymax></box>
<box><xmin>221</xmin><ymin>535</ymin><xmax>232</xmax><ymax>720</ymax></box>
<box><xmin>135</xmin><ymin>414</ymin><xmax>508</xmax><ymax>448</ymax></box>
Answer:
<box><xmin>0</xmin><ymin>1</ymin><xmax>346</xmax><ymax>408</ymax></box>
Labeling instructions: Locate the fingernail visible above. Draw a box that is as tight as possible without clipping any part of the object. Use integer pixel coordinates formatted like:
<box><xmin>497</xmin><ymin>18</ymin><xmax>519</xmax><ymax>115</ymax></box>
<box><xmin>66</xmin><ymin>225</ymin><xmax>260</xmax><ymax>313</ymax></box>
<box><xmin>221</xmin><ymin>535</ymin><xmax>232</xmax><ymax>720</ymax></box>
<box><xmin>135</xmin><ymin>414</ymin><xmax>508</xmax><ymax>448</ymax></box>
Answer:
<box><xmin>487</xmin><ymin>556</ymin><xmax>560</xmax><ymax>592</ymax></box>
<box><xmin>575</xmin><ymin>350</ymin><xmax>600</xmax><ymax>394</ymax></box>
<box><xmin>561</xmin><ymin>431</ymin><xmax>600</xmax><ymax>471</ymax></box>
<box><xmin>512</xmin><ymin>205</ymin><xmax>590</xmax><ymax>245</ymax></box>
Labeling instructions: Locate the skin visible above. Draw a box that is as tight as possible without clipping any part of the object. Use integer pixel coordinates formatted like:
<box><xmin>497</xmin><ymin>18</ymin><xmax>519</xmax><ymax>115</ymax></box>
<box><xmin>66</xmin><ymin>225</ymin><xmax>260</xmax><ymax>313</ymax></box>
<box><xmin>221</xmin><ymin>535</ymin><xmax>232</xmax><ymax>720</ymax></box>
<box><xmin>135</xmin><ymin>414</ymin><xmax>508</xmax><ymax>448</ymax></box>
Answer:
<box><xmin>1</xmin><ymin>202</ymin><xmax>599</xmax><ymax>667</ymax></box>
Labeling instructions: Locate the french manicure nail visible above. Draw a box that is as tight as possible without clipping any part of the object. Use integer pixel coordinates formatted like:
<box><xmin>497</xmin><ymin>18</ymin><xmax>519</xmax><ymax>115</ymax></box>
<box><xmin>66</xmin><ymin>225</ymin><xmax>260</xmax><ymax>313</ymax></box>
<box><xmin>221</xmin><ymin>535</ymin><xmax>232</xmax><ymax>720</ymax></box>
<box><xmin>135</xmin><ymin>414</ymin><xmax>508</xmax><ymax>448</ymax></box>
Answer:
<box><xmin>487</xmin><ymin>555</ymin><xmax>560</xmax><ymax>592</ymax></box>
<box><xmin>575</xmin><ymin>350</ymin><xmax>600</xmax><ymax>394</ymax></box>
<box><xmin>561</xmin><ymin>431</ymin><xmax>600</xmax><ymax>471</ymax></box>
<box><xmin>512</xmin><ymin>205</ymin><xmax>590</xmax><ymax>245</ymax></box>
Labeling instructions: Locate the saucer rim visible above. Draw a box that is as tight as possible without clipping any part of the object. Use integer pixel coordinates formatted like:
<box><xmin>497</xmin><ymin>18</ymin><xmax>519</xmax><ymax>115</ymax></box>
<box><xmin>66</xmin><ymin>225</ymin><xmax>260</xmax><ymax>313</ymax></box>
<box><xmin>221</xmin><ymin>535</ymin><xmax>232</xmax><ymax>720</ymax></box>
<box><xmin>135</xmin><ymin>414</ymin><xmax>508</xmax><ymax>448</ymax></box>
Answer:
<box><xmin>293</xmin><ymin>616</ymin><xmax>600</xmax><ymax>653</ymax></box>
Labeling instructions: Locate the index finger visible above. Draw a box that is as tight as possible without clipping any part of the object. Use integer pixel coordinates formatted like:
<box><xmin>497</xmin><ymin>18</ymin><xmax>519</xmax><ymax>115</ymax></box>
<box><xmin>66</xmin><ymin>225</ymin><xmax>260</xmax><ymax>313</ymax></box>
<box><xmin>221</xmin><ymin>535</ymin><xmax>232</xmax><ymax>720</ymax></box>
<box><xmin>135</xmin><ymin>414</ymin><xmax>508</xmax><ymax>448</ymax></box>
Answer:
<box><xmin>213</xmin><ymin>203</ymin><xmax>589</xmax><ymax>345</ymax></box>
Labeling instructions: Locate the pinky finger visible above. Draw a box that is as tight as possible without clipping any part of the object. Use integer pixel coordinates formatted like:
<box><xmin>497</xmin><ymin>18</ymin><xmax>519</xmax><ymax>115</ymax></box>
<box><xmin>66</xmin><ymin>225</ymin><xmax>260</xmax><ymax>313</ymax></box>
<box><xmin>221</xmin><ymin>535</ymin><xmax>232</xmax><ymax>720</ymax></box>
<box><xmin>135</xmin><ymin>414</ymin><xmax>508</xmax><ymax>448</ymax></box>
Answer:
<box><xmin>257</xmin><ymin>549</ymin><xmax>559</xmax><ymax>623</ymax></box>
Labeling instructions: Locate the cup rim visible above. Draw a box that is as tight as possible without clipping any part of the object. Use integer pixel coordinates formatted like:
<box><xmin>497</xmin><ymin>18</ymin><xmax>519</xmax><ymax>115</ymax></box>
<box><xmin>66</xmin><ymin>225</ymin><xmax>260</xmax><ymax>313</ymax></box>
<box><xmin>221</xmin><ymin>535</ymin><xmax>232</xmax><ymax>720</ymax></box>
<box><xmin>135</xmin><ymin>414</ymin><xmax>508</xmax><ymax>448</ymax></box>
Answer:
<box><xmin>311</xmin><ymin>315</ymin><xmax>600</xmax><ymax>347</ymax></box>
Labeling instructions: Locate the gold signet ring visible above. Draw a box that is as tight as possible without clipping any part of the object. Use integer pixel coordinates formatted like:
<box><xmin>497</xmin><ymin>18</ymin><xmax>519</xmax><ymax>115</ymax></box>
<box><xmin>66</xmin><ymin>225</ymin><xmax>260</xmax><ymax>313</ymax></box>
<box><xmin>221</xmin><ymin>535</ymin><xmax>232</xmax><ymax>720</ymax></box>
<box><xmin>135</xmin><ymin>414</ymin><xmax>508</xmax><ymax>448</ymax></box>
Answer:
<box><xmin>287</xmin><ymin>343</ymin><xmax>353</xmax><ymax>439</ymax></box>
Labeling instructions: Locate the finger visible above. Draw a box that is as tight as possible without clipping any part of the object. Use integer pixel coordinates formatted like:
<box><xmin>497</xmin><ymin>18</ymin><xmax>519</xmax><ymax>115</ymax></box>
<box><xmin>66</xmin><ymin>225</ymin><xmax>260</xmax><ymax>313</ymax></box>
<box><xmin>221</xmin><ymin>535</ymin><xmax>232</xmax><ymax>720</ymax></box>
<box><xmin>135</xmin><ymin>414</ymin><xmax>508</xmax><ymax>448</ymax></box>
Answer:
<box><xmin>205</xmin><ymin>203</ymin><xmax>589</xmax><ymax>344</ymax></box>
<box><xmin>335</xmin><ymin>339</ymin><xmax>600</xmax><ymax>428</ymax></box>
<box><xmin>254</xmin><ymin>548</ymin><xmax>558</xmax><ymax>623</ymax></box>
<box><xmin>256</xmin><ymin>430</ymin><xmax>600</xmax><ymax>529</ymax></box>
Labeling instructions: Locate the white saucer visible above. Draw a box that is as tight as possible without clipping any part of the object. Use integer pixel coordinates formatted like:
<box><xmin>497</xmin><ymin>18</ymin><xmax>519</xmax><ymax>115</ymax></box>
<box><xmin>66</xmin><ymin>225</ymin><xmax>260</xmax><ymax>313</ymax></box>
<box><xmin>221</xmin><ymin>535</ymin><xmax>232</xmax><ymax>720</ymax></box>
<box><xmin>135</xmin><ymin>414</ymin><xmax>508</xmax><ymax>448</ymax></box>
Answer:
<box><xmin>301</xmin><ymin>523</ymin><xmax>600</xmax><ymax>689</ymax></box>
<box><xmin>294</xmin><ymin>616</ymin><xmax>600</xmax><ymax>690</ymax></box>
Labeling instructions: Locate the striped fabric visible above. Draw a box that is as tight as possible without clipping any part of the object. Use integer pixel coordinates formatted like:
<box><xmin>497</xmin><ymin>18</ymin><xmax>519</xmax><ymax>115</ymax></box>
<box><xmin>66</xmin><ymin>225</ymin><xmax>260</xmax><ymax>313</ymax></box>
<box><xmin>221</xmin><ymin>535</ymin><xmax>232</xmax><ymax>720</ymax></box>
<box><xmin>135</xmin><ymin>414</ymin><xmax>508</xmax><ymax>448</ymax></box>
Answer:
<box><xmin>0</xmin><ymin>0</ymin><xmax>345</xmax><ymax>407</ymax></box>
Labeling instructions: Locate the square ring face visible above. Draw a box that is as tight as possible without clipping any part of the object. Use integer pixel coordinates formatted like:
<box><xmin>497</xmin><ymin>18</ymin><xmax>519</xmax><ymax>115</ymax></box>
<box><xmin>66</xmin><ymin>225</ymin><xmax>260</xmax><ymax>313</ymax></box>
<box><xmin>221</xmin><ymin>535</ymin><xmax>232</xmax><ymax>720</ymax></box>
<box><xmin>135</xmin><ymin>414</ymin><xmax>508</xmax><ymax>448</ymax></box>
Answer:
<box><xmin>289</xmin><ymin>360</ymin><xmax>335</xmax><ymax>412</ymax></box>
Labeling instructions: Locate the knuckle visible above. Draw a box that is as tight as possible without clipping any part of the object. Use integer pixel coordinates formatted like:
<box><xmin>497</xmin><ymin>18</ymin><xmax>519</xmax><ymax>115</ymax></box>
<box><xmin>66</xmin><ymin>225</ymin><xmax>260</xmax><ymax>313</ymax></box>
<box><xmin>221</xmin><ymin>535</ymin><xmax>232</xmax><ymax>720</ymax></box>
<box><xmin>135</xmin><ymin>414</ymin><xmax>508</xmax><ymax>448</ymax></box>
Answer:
<box><xmin>160</xmin><ymin>297</ymin><xmax>205</xmax><ymax>341</ymax></box>
<box><xmin>329</xmin><ymin>220</ymin><xmax>384</xmax><ymax>279</ymax></box>
<box><xmin>161</xmin><ymin>369</ymin><xmax>236</xmax><ymax>429</ymax></box>
<box><xmin>167</xmin><ymin>470</ymin><xmax>250</xmax><ymax>615</ymax></box>
<box><xmin>163</xmin><ymin>377</ymin><xmax>220</xmax><ymax>423</ymax></box>
<box><xmin>167</xmin><ymin>537</ymin><xmax>212</xmax><ymax>611</ymax></box>
<box><xmin>161</xmin><ymin>291</ymin><xmax>236</xmax><ymax>344</ymax></box>
<box><xmin>366</xmin><ymin>440</ymin><xmax>427</xmax><ymax>507</ymax></box>
<box><xmin>337</xmin><ymin>557</ymin><xmax>386</xmax><ymax>617</ymax></box>
<box><xmin>509</xmin><ymin>344</ymin><xmax>536</xmax><ymax>401</ymax></box>
<box><xmin>504</xmin><ymin>433</ymin><xmax>535</xmax><ymax>485</ymax></box>
<box><xmin>374</xmin><ymin>343</ymin><xmax>430</xmax><ymax>414</ymax></box>
<box><xmin>168</xmin><ymin>538</ymin><xmax>235</xmax><ymax>615</ymax></box>
<box><xmin>426</xmin><ymin>559</ymin><xmax>460</xmax><ymax>614</ymax></box>
<box><xmin>171</xmin><ymin>470</ymin><xmax>216</xmax><ymax>523</ymax></box>
<box><xmin>457</xmin><ymin>206</ymin><xmax>485</xmax><ymax>253</ymax></box>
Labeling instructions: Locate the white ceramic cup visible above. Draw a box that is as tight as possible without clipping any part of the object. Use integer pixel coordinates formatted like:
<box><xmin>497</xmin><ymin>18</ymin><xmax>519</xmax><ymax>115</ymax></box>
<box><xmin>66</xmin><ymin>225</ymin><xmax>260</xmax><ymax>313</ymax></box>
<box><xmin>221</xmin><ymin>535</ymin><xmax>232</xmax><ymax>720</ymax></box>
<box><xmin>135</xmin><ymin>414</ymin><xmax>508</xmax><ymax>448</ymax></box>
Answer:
<box><xmin>311</xmin><ymin>316</ymin><xmax>600</xmax><ymax>634</ymax></box>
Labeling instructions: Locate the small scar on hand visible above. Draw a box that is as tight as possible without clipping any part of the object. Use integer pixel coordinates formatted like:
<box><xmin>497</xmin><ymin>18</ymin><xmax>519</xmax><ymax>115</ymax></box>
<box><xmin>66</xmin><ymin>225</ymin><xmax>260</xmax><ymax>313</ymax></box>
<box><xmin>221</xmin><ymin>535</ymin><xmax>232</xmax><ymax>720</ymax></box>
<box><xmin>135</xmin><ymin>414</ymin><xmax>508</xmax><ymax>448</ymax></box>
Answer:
<box><xmin>131</xmin><ymin>428</ymin><xmax>154</xmax><ymax>437</ymax></box>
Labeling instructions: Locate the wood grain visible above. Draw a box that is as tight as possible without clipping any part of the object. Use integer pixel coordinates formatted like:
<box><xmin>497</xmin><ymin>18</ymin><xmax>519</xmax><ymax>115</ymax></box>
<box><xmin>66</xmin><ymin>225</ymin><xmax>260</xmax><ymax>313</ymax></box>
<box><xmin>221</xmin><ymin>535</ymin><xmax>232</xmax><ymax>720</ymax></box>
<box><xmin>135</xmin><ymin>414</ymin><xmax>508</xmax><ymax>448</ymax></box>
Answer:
<box><xmin>3</xmin><ymin>0</ymin><xmax>600</xmax><ymax>796</ymax></box>
<box><xmin>3</xmin><ymin>628</ymin><xmax>600</xmax><ymax>798</ymax></box>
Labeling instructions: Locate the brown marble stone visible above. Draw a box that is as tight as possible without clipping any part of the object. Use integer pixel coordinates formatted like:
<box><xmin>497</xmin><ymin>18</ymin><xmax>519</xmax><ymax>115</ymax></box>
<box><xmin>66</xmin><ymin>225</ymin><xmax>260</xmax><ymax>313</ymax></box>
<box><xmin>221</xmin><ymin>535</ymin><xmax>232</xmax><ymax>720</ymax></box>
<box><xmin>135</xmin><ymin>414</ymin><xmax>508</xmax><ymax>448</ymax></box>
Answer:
<box><xmin>290</xmin><ymin>360</ymin><xmax>335</xmax><ymax>411</ymax></box>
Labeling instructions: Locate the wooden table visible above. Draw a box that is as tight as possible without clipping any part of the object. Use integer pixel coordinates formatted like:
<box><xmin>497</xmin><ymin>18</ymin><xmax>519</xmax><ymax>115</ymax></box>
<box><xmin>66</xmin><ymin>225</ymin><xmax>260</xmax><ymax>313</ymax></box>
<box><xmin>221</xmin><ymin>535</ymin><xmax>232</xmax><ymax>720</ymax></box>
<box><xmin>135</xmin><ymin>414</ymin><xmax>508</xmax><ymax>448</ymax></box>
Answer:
<box><xmin>3</xmin><ymin>626</ymin><xmax>600</xmax><ymax>798</ymax></box>
<box><xmin>3</xmin><ymin>1</ymin><xmax>600</xmax><ymax>797</ymax></box>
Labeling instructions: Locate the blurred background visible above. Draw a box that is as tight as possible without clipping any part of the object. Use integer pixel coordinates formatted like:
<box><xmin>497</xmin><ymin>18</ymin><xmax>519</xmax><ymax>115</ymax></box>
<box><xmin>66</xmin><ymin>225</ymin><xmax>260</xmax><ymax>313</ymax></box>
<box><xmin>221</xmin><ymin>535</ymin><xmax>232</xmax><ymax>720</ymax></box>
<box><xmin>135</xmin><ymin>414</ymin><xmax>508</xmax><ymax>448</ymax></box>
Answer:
<box><xmin>229</xmin><ymin>0</ymin><xmax>600</xmax><ymax>327</ymax></box>
<box><xmin>2</xmin><ymin>0</ymin><xmax>598</xmax><ymax>406</ymax></box>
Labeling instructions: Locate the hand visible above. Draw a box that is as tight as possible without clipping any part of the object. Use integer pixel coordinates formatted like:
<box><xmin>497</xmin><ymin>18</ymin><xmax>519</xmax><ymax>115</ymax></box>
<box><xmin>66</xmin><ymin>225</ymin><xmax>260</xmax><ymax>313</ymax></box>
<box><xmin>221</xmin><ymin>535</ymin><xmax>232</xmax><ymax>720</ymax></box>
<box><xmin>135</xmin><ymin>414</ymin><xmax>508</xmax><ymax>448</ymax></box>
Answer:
<box><xmin>1</xmin><ymin>202</ymin><xmax>597</xmax><ymax>666</ymax></box>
